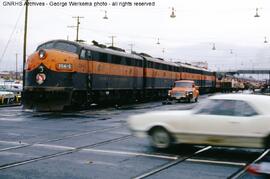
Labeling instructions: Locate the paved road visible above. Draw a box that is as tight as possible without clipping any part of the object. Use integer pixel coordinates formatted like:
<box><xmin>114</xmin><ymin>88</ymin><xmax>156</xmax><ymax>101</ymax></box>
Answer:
<box><xmin>0</xmin><ymin>95</ymin><xmax>264</xmax><ymax>178</ymax></box>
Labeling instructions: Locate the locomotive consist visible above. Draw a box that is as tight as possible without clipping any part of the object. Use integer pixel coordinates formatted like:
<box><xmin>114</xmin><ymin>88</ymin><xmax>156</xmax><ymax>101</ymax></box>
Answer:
<box><xmin>24</xmin><ymin>39</ymin><xmax>216</xmax><ymax>111</ymax></box>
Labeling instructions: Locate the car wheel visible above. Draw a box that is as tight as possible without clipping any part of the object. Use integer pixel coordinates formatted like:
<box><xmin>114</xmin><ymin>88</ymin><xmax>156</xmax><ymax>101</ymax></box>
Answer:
<box><xmin>150</xmin><ymin>127</ymin><xmax>171</xmax><ymax>149</ymax></box>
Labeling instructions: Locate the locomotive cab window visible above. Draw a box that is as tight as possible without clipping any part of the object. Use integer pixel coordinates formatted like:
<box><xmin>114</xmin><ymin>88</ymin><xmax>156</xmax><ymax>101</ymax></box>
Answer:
<box><xmin>80</xmin><ymin>49</ymin><xmax>87</xmax><ymax>59</ymax></box>
<box><xmin>80</xmin><ymin>49</ymin><xmax>91</xmax><ymax>60</ymax></box>
<box><xmin>54</xmin><ymin>42</ymin><xmax>78</xmax><ymax>54</ymax></box>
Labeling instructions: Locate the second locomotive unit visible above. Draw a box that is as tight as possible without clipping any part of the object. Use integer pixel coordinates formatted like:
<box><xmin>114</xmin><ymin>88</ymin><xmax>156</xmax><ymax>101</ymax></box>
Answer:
<box><xmin>24</xmin><ymin>39</ymin><xmax>215</xmax><ymax>111</ymax></box>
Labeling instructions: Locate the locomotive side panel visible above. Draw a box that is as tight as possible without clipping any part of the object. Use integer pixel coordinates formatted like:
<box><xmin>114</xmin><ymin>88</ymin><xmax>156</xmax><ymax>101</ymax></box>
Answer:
<box><xmin>144</xmin><ymin>59</ymin><xmax>178</xmax><ymax>89</ymax></box>
<box><xmin>90</xmin><ymin>51</ymin><xmax>144</xmax><ymax>90</ymax></box>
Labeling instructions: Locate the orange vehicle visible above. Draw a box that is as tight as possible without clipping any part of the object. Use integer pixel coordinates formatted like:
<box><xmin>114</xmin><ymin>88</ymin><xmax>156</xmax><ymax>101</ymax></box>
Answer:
<box><xmin>168</xmin><ymin>80</ymin><xmax>199</xmax><ymax>102</ymax></box>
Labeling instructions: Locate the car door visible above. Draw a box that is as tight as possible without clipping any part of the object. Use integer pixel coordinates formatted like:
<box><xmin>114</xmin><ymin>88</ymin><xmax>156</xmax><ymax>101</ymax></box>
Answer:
<box><xmin>188</xmin><ymin>99</ymin><xmax>242</xmax><ymax>145</ymax></box>
<box><xmin>229</xmin><ymin>100</ymin><xmax>263</xmax><ymax>147</ymax></box>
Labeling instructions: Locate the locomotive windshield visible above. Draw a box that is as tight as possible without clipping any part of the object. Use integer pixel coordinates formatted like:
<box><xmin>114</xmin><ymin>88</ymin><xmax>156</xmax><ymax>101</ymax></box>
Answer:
<box><xmin>37</xmin><ymin>41</ymin><xmax>78</xmax><ymax>54</ymax></box>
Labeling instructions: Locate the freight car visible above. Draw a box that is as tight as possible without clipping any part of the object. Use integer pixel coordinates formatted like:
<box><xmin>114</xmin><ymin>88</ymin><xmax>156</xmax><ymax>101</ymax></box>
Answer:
<box><xmin>23</xmin><ymin>39</ymin><xmax>216</xmax><ymax>111</ymax></box>
<box><xmin>215</xmin><ymin>73</ymin><xmax>245</xmax><ymax>93</ymax></box>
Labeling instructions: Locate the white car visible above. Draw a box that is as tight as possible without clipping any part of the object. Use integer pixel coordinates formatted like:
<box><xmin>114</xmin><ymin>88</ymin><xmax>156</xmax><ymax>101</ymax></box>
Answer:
<box><xmin>0</xmin><ymin>91</ymin><xmax>15</xmax><ymax>104</ymax></box>
<box><xmin>127</xmin><ymin>94</ymin><xmax>270</xmax><ymax>149</ymax></box>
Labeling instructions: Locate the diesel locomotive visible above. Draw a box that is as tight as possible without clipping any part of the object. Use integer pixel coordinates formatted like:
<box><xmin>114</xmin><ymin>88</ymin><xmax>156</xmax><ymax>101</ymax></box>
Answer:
<box><xmin>23</xmin><ymin>39</ymin><xmax>216</xmax><ymax>111</ymax></box>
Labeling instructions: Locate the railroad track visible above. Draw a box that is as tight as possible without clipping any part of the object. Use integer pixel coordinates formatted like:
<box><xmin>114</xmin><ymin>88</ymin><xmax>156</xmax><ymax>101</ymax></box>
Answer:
<box><xmin>133</xmin><ymin>146</ymin><xmax>212</xmax><ymax>179</ymax></box>
<box><xmin>227</xmin><ymin>148</ymin><xmax>270</xmax><ymax>178</ymax></box>
<box><xmin>133</xmin><ymin>146</ymin><xmax>270</xmax><ymax>179</ymax></box>
<box><xmin>0</xmin><ymin>134</ymin><xmax>132</xmax><ymax>170</ymax></box>
<box><xmin>0</xmin><ymin>125</ymin><xmax>122</xmax><ymax>152</ymax></box>
<box><xmin>132</xmin><ymin>146</ymin><xmax>270</xmax><ymax>179</ymax></box>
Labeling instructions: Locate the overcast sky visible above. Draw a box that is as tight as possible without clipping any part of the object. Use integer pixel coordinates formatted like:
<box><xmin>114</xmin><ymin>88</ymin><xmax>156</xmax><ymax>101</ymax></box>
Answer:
<box><xmin>1</xmin><ymin>0</ymin><xmax>270</xmax><ymax>72</ymax></box>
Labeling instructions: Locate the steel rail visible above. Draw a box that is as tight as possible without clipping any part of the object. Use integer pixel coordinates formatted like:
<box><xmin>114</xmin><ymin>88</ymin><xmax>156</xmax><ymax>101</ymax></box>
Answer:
<box><xmin>227</xmin><ymin>149</ymin><xmax>270</xmax><ymax>179</ymax></box>
<box><xmin>133</xmin><ymin>146</ymin><xmax>212</xmax><ymax>179</ymax></box>
<box><xmin>0</xmin><ymin>126</ymin><xmax>121</xmax><ymax>152</ymax></box>
<box><xmin>0</xmin><ymin>134</ymin><xmax>132</xmax><ymax>170</ymax></box>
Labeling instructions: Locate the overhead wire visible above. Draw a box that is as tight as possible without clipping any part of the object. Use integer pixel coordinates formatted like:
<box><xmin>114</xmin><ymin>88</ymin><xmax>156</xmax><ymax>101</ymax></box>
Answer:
<box><xmin>0</xmin><ymin>6</ymin><xmax>24</xmax><ymax>65</ymax></box>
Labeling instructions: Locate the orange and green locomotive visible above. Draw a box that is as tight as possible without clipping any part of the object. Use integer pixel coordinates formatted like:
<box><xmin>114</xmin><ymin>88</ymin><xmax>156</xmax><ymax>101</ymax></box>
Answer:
<box><xmin>23</xmin><ymin>39</ymin><xmax>216</xmax><ymax>111</ymax></box>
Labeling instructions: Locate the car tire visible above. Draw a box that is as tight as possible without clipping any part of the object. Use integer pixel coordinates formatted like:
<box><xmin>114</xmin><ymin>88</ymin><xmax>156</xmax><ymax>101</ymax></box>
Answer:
<box><xmin>149</xmin><ymin>127</ymin><xmax>172</xmax><ymax>149</ymax></box>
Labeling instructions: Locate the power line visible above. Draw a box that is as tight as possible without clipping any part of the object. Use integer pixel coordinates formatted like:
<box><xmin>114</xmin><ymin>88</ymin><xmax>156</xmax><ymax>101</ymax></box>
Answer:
<box><xmin>0</xmin><ymin>6</ymin><xmax>24</xmax><ymax>64</ymax></box>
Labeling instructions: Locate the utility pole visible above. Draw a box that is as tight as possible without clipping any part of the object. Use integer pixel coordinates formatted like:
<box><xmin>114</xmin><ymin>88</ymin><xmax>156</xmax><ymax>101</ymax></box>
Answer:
<box><xmin>15</xmin><ymin>53</ymin><xmax>18</xmax><ymax>80</ymax></box>
<box><xmin>162</xmin><ymin>48</ymin><xmax>165</xmax><ymax>59</ymax></box>
<box><xmin>269</xmin><ymin>70</ymin><xmax>270</xmax><ymax>86</ymax></box>
<box><xmin>23</xmin><ymin>0</ymin><xmax>29</xmax><ymax>90</ymax></box>
<box><xmin>128</xmin><ymin>43</ymin><xmax>134</xmax><ymax>53</ymax></box>
<box><xmin>68</xmin><ymin>16</ymin><xmax>84</xmax><ymax>42</ymax></box>
<box><xmin>109</xmin><ymin>36</ymin><xmax>116</xmax><ymax>47</ymax></box>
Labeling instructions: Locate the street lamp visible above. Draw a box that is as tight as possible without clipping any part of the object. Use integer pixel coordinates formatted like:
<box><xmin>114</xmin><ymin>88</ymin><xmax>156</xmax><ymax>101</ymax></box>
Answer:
<box><xmin>170</xmin><ymin>7</ymin><xmax>176</xmax><ymax>18</ymax></box>
<box><xmin>103</xmin><ymin>10</ymin><xmax>108</xmax><ymax>19</ymax></box>
<box><xmin>156</xmin><ymin>38</ymin><xmax>160</xmax><ymax>45</ymax></box>
<box><xmin>212</xmin><ymin>43</ymin><xmax>216</xmax><ymax>50</ymax></box>
<box><xmin>264</xmin><ymin>36</ymin><xmax>268</xmax><ymax>43</ymax></box>
<box><xmin>254</xmin><ymin>8</ymin><xmax>260</xmax><ymax>17</ymax></box>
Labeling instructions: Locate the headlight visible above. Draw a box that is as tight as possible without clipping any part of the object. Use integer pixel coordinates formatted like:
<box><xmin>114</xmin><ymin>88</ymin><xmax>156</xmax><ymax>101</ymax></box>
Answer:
<box><xmin>186</xmin><ymin>91</ymin><xmax>193</xmax><ymax>95</ymax></box>
<box><xmin>57</xmin><ymin>63</ymin><xmax>73</xmax><ymax>70</ymax></box>
<box><xmin>38</xmin><ymin>49</ymin><xmax>46</xmax><ymax>59</ymax></box>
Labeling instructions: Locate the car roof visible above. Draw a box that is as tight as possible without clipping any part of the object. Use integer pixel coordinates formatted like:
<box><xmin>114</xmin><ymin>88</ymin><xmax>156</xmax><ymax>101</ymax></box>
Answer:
<box><xmin>209</xmin><ymin>94</ymin><xmax>270</xmax><ymax>114</ymax></box>
<box><xmin>175</xmin><ymin>80</ymin><xmax>194</xmax><ymax>83</ymax></box>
